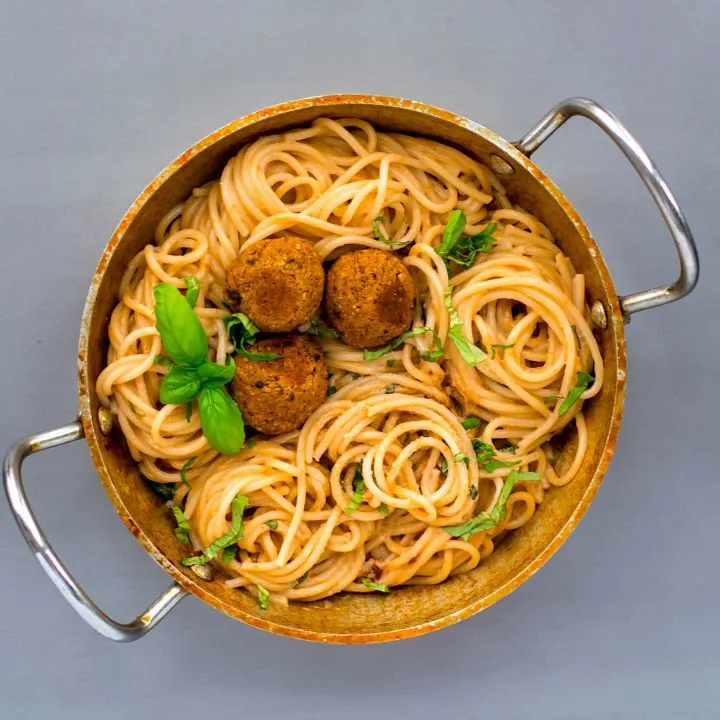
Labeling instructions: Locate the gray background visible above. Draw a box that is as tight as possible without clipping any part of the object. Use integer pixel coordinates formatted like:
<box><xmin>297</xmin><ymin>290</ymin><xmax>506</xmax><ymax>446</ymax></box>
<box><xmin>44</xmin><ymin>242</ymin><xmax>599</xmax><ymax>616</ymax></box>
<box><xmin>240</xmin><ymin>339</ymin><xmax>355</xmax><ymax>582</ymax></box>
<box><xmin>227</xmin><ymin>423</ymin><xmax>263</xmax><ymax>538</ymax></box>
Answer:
<box><xmin>1</xmin><ymin>1</ymin><xmax>717</xmax><ymax>718</ymax></box>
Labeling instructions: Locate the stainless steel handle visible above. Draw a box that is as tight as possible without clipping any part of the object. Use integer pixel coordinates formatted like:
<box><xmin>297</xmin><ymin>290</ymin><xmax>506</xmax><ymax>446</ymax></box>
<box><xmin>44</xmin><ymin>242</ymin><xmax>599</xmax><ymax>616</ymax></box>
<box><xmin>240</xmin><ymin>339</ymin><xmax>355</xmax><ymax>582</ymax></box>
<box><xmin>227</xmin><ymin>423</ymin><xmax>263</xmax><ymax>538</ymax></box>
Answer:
<box><xmin>514</xmin><ymin>96</ymin><xmax>699</xmax><ymax>317</ymax></box>
<box><xmin>3</xmin><ymin>420</ymin><xmax>188</xmax><ymax>641</ymax></box>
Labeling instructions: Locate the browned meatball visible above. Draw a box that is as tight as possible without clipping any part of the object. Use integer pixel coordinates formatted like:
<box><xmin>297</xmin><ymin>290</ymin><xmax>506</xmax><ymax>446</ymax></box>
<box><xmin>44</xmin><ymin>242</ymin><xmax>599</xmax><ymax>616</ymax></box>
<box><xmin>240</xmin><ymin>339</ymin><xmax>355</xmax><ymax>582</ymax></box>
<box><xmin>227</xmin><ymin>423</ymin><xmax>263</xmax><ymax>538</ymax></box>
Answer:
<box><xmin>225</xmin><ymin>237</ymin><xmax>324</xmax><ymax>333</ymax></box>
<box><xmin>325</xmin><ymin>248</ymin><xmax>415</xmax><ymax>348</ymax></box>
<box><xmin>231</xmin><ymin>335</ymin><xmax>327</xmax><ymax>435</ymax></box>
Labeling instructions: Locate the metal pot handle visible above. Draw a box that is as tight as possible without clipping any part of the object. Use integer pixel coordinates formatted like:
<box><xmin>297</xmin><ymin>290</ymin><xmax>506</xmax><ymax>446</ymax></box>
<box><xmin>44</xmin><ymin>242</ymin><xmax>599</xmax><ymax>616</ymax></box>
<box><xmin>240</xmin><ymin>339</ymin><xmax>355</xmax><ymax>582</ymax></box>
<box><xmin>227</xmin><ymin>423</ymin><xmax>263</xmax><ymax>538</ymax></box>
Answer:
<box><xmin>3</xmin><ymin>420</ymin><xmax>188</xmax><ymax>641</ymax></box>
<box><xmin>514</xmin><ymin>96</ymin><xmax>699</xmax><ymax>317</ymax></box>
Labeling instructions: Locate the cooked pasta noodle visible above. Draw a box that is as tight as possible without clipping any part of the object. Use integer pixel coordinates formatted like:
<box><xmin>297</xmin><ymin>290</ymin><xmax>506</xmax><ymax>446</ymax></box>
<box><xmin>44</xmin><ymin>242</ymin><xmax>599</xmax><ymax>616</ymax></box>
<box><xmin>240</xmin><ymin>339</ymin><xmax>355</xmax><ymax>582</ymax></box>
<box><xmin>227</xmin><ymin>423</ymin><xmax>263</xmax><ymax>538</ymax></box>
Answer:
<box><xmin>97</xmin><ymin>118</ymin><xmax>603</xmax><ymax>604</ymax></box>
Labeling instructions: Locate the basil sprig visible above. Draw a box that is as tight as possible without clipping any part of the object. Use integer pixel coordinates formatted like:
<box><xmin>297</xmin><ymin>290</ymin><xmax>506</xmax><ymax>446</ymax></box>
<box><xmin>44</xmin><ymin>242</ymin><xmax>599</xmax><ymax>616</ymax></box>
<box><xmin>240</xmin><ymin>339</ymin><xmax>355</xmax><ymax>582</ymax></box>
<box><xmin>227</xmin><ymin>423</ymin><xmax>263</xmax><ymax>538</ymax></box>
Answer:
<box><xmin>361</xmin><ymin>578</ymin><xmax>390</xmax><ymax>593</ymax></box>
<box><xmin>153</xmin><ymin>282</ymin><xmax>245</xmax><ymax>455</ymax></box>
<box><xmin>372</xmin><ymin>216</ymin><xmax>411</xmax><ymax>250</ymax></box>
<box><xmin>444</xmin><ymin>288</ymin><xmax>486</xmax><ymax>366</ymax></box>
<box><xmin>363</xmin><ymin>326</ymin><xmax>444</xmax><ymax>362</ymax></box>
<box><xmin>558</xmin><ymin>370</ymin><xmax>595</xmax><ymax>416</ymax></box>
<box><xmin>444</xmin><ymin>470</ymin><xmax>541</xmax><ymax>540</ymax></box>
<box><xmin>224</xmin><ymin>313</ymin><xmax>281</xmax><ymax>361</ymax></box>
<box><xmin>436</xmin><ymin>209</ymin><xmax>497</xmax><ymax>268</ymax></box>
<box><xmin>472</xmin><ymin>439</ymin><xmax>519</xmax><ymax>473</ymax></box>
<box><xmin>182</xmin><ymin>493</ymin><xmax>249</xmax><ymax>566</ymax></box>
<box><xmin>344</xmin><ymin>465</ymin><xmax>366</xmax><ymax>515</ymax></box>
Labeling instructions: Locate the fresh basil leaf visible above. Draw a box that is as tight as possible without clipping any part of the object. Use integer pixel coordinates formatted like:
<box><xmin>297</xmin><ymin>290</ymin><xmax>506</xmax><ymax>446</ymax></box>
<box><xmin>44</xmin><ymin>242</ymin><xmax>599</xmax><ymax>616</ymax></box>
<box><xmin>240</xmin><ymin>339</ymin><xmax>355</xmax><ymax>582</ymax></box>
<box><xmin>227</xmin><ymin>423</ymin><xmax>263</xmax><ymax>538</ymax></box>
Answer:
<box><xmin>171</xmin><ymin>506</ymin><xmax>191</xmax><ymax>545</ymax></box>
<box><xmin>182</xmin><ymin>277</ymin><xmax>200</xmax><ymax>308</ymax></box>
<box><xmin>372</xmin><ymin>216</ymin><xmax>410</xmax><ymax>249</ymax></box>
<box><xmin>257</xmin><ymin>584</ymin><xmax>270</xmax><ymax>609</ymax></box>
<box><xmin>198</xmin><ymin>385</ymin><xmax>246</xmax><ymax>455</ymax></box>
<box><xmin>385</xmin><ymin>385</ymin><xmax>396</xmax><ymax>394</ymax></box>
<box><xmin>385</xmin><ymin>359</ymin><xmax>396</xmax><ymax>367</ymax></box>
<box><xmin>436</xmin><ymin>209</ymin><xmax>466</xmax><ymax>256</ymax></box>
<box><xmin>145</xmin><ymin>478</ymin><xmax>175</xmax><ymax>501</ymax></box>
<box><xmin>224</xmin><ymin>313</ymin><xmax>281</xmax><ymax>361</ymax></box>
<box><xmin>159</xmin><ymin>366</ymin><xmax>203</xmax><ymax>405</ymax></box>
<box><xmin>378</xmin><ymin>503</ymin><xmax>389</xmax><ymax>517</ymax></box>
<box><xmin>154</xmin><ymin>354</ymin><xmax>173</xmax><ymax>368</ymax></box>
<box><xmin>295</xmin><ymin>571</ymin><xmax>309</xmax><ymax>586</ymax></box>
<box><xmin>235</xmin><ymin>346</ymin><xmax>281</xmax><ymax>362</ymax></box>
<box><xmin>443</xmin><ymin>223</ymin><xmax>497</xmax><ymax>268</ymax></box>
<box><xmin>444</xmin><ymin>288</ymin><xmax>486</xmax><ymax>366</ymax></box>
<box><xmin>363</xmin><ymin>327</ymin><xmax>440</xmax><ymax>361</ymax></box>
<box><xmin>185</xmin><ymin>402</ymin><xmax>192</xmax><ymax>422</ymax></box>
<box><xmin>344</xmin><ymin>464</ymin><xmax>366</xmax><ymax>515</ymax></box>
<box><xmin>265</xmin><ymin>520</ymin><xmax>278</xmax><ymax>530</ymax></box>
<box><xmin>469</xmin><ymin>484</ymin><xmax>478</xmax><ymax>500</ymax></box>
<box><xmin>490</xmin><ymin>342</ymin><xmax>515</xmax><ymax>359</ymax></box>
<box><xmin>181</xmin><ymin>493</ymin><xmax>249</xmax><ymax>566</ymax></box>
<box><xmin>439</xmin><ymin>456</ymin><xmax>449</xmax><ymax>477</ymax></box>
<box><xmin>558</xmin><ymin>370</ymin><xmax>595</xmax><ymax>417</ymax></box>
<box><xmin>153</xmin><ymin>283</ymin><xmax>208</xmax><ymax>368</ymax></box>
<box><xmin>351</xmin><ymin>372</ymin><xmax>361</xmax><ymax>380</ymax></box>
<box><xmin>454</xmin><ymin>452</ymin><xmax>470</xmax><ymax>466</ymax></box>
<box><xmin>197</xmin><ymin>358</ymin><xmax>236</xmax><ymax>388</ymax></box>
<box><xmin>444</xmin><ymin>470</ymin><xmax>541</xmax><ymax>540</ymax></box>
<box><xmin>361</xmin><ymin>578</ymin><xmax>390</xmax><ymax>593</ymax></box>
<box><xmin>461</xmin><ymin>417</ymin><xmax>482</xmax><ymax>430</ymax></box>
<box><xmin>328</xmin><ymin>385</ymin><xmax>337</xmax><ymax>396</ymax></box>
<box><xmin>180</xmin><ymin>456</ymin><xmax>197</xmax><ymax>488</ymax></box>
<box><xmin>482</xmin><ymin>459</ymin><xmax>520</xmax><ymax>473</ymax></box>
<box><xmin>221</xmin><ymin>545</ymin><xmax>237</xmax><ymax>564</ymax></box>
<box><xmin>246</xmin><ymin>437</ymin><xmax>257</xmax><ymax>448</ymax></box>
<box><xmin>472</xmin><ymin>439</ymin><xmax>495</xmax><ymax>465</ymax></box>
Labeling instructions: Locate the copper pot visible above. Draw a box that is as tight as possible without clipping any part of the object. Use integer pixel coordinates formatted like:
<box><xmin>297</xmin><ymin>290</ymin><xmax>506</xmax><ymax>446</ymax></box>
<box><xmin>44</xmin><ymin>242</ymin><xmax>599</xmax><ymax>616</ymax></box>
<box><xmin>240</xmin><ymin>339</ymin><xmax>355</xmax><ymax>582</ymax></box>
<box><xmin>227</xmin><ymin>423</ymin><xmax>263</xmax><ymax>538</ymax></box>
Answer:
<box><xmin>4</xmin><ymin>95</ymin><xmax>699</xmax><ymax>643</ymax></box>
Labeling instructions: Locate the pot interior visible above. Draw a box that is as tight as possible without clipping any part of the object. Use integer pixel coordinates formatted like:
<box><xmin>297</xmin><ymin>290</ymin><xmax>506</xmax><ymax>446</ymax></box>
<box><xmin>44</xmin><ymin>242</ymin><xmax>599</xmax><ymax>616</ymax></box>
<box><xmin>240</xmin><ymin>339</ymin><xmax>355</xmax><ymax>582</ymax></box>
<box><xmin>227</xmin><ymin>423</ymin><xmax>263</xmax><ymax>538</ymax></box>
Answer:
<box><xmin>78</xmin><ymin>97</ymin><xmax>626</xmax><ymax>642</ymax></box>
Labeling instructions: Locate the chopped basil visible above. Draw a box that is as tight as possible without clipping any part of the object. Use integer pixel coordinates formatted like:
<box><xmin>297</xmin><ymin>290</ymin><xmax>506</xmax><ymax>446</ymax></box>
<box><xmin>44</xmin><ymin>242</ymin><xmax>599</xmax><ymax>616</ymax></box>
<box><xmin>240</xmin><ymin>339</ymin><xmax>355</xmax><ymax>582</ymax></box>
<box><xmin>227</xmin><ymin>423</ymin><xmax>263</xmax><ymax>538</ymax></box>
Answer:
<box><xmin>265</xmin><ymin>519</ymin><xmax>278</xmax><ymax>530</ymax></box>
<box><xmin>257</xmin><ymin>585</ymin><xmax>270</xmax><ymax>609</ymax></box>
<box><xmin>221</xmin><ymin>545</ymin><xmax>237</xmax><ymax>564</ymax></box>
<box><xmin>490</xmin><ymin>342</ymin><xmax>515</xmax><ymax>359</ymax></box>
<box><xmin>328</xmin><ymin>385</ymin><xmax>337</xmax><ymax>396</ymax></box>
<box><xmin>363</xmin><ymin>327</ymin><xmax>443</xmax><ymax>361</ymax></box>
<box><xmin>295</xmin><ymin>571</ymin><xmax>309</xmax><ymax>586</ymax></box>
<box><xmin>372</xmin><ymin>216</ymin><xmax>411</xmax><ymax>249</ymax></box>
<box><xmin>182</xmin><ymin>277</ymin><xmax>200</xmax><ymax>308</ymax></box>
<box><xmin>439</xmin><ymin>456</ymin><xmax>449</xmax><ymax>477</ymax></box>
<box><xmin>246</xmin><ymin>437</ymin><xmax>257</xmax><ymax>448</ymax></box>
<box><xmin>558</xmin><ymin>370</ymin><xmax>595</xmax><ymax>417</ymax></box>
<box><xmin>344</xmin><ymin>465</ymin><xmax>366</xmax><ymax>515</ymax></box>
<box><xmin>145</xmin><ymin>478</ymin><xmax>175</xmax><ymax>501</ymax></box>
<box><xmin>461</xmin><ymin>417</ymin><xmax>482</xmax><ymax>430</ymax></box>
<box><xmin>386</xmin><ymin>359</ymin><xmax>396</xmax><ymax>367</ymax></box>
<box><xmin>181</xmin><ymin>494</ymin><xmax>249</xmax><ymax>566</ymax></box>
<box><xmin>224</xmin><ymin>312</ymin><xmax>281</xmax><ymax>361</ymax></box>
<box><xmin>351</xmin><ymin>372</ymin><xmax>361</xmax><ymax>380</ymax></box>
<box><xmin>454</xmin><ymin>452</ymin><xmax>470</xmax><ymax>466</ymax></box>
<box><xmin>171</xmin><ymin>506</ymin><xmax>191</xmax><ymax>545</ymax></box>
<box><xmin>180</xmin><ymin>456</ymin><xmax>197</xmax><ymax>488</ymax></box>
<box><xmin>469</xmin><ymin>484</ymin><xmax>478</xmax><ymax>500</ymax></box>
<box><xmin>436</xmin><ymin>210</ymin><xmax>497</xmax><ymax>268</ymax></box>
<box><xmin>444</xmin><ymin>288</ymin><xmax>487</xmax><ymax>366</ymax></box>
<box><xmin>482</xmin><ymin>459</ymin><xmax>520</xmax><ymax>473</ymax></box>
<box><xmin>361</xmin><ymin>578</ymin><xmax>390</xmax><ymax>593</ymax></box>
<box><xmin>444</xmin><ymin>470</ymin><xmax>541</xmax><ymax>540</ymax></box>
<box><xmin>378</xmin><ymin>503</ymin><xmax>389</xmax><ymax>517</ymax></box>
<box><xmin>385</xmin><ymin>384</ymin><xmax>396</xmax><ymax>394</ymax></box>
<box><xmin>472</xmin><ymin>439</ymin><xmax>520</xmax><ymax>473</ymax></box>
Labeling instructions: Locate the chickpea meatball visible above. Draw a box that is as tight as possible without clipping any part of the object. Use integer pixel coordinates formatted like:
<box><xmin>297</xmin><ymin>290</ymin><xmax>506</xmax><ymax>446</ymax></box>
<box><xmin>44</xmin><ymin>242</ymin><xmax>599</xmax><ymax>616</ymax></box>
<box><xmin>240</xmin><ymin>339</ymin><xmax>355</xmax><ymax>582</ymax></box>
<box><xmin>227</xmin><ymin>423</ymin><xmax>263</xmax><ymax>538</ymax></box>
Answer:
<box><xmin>324</xmin><ymin>248</ymin><xmax>415</xmax><ymax>348</ymax></box>
<box><xmin>230</xmin><ymin>335</ymin><xmax>327</xmax><ymax>435</ymax></box>
<box><xmin>225</xmin><ymin>237</ymin><xmax>324</xmax><ymax>333</ymax></box>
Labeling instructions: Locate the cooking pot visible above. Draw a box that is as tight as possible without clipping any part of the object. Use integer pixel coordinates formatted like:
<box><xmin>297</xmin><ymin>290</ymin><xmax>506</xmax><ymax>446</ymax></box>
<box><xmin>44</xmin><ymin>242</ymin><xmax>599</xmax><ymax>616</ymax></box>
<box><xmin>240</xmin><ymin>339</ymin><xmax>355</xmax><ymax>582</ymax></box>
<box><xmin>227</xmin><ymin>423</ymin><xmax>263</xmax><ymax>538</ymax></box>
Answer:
<box><xmin>4</xmin><ymin>95</ymin><xmax>699</xmax><ymax>643</ymax></box>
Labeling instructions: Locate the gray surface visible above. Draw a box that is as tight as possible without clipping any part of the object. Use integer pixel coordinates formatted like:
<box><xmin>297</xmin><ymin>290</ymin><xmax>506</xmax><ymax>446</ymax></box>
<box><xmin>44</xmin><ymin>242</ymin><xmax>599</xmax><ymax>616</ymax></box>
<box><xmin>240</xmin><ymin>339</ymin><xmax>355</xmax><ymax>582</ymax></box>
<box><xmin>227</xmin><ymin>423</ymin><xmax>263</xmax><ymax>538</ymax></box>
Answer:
<box><xmin>0</xmin><ymin>0</ymin><xmax>718</xmax><ymax>717</ymax></box>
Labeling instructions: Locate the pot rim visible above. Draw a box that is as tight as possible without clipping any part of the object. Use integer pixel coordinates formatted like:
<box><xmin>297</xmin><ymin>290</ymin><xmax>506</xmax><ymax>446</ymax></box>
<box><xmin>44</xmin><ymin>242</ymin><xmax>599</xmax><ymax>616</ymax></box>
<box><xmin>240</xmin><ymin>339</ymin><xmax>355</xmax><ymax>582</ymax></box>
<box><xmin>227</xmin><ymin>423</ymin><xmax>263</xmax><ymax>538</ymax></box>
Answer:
<box><xmin>77</xmin><ymin>94</ymin><xmax>626</xmax><ymax>643</ymax></box>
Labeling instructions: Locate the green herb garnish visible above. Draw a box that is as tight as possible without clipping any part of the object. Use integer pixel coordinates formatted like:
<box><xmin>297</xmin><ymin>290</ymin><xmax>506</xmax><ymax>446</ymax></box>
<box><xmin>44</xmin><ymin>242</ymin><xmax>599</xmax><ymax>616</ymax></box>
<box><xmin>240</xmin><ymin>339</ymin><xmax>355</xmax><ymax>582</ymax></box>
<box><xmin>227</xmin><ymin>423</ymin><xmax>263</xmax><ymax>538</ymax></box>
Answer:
<box><xmin>469</xmin><ymin>484</ymin><xmax>478</xmax><ymax>500</ymax></box>
<box><xmin>185</xmin><ymin>402</ymin><xmax>193</xmax><ymax>422</ymax></box>
<box><xmin>145</xmin><ymin>478</ymin><xmax>174</xmax><ymax>501</ymax></box>
<box><xmin>372</xmin><ymin>216</ymin><xmax>410</xmax><ymax>249</ymax></box>
<box><xmin>378</xmin><ymin>503</ymin><xmax>389</xmax><ymax>517</ymax></box>
<box><xmin>265</xmin><ymin>520</ymin><xmax>278</xmax><ymax>530</ymax></box>
<box><xmin>439</xmin><ymin>456</ymin><xmax>449</xmax><ymax>477</ymax></box>
<box><xmin>153</xmin><ymin>282</ymin><xmax>246</xmax><ymax>454</ymax></box>
<box><xmin>461</xmin><ymin>417</ymin><xmax>482</xmax><ymax>430</ymax></box>
<box><xmin>361</xmin><ymin>578</ymin><xmax>390</xmax><ymax>593</ymax></box>
<box><xmin>454</xmin><ymin>452</ymin><xmax>470</xmax><ymax>466</ymax></box>
<box><xmin>558</xmin><ymin>370</ymin><xmax>594</xmax><ymax>417</ymax></box>
<box><xmin>444</xmin><ymin>470</ymin><xmax>541</xmax><ymax>540</ymax></box>
<box><xmin>385</xmin><ymin>384</ymin><xmax>396</xmax><ymax>394</ymax></box>
<box><xmin>171</xmin><ymin>506</ymin><xmax>191</xmax><ymax>545</ymax></box>
<box><xmin>436</xmin><ymin>210</ymin><xmax>497</xmax><ymax>267</ymax></box>
<box><xmin>182</xmin><ymin>277</ymin><xmax>200</xmax><ymax>308</ymax></box>
<box><xmin>363</xmin><ymin>327</ymin><xmax>443</xmax><ymax>361</ymax></box>
<box><xmin>257</xmin><ymin>585</ymin><xmax>270</xmax><ymax>609</ymax></box>
<box><xmin>181</xmin><ymin>493</ymin><xmax>249</xmax><ymax>566</ymax></box>
<box><xmin>472</xmin><ymin>438</ymin><xmax>520</xmax><ymax>473</ymax></box>
<box><xmin>180</xmin><ymin>456</ymin><xmax>197</xmax><ymax>488</ymax></box>
<box><xmin>223</xmin><ymin>312</ymin><xmax>281</xmax><ymax>361</ymax></box>
<box><xmin>328</xmin><ymin>385</ymin><xmax>337</xmax><ymax>396</ymax></box>
<box><xmin>386</xmin><ymin>359</ymin><xmax>396</xmax><ymax>367</ymax></box>
<box><xmin>221</xmin><ymin>545</ymin><xmax>237</xmax><ymax>564</ymax></box>
<box><xmin>490</xmin><ymin>342</ymin><xmax>515</xmax><ymax>359</ymax></box>
<box><xmin>344</xmin><ymin>465</ymin><xmax>366</xmax><ymax>515</ymax></box>
<box><xmin>295</xmin><ymin>571</ymin><xmax>309</xmax><ymax>586</ymax></box>
<box><xmin>444</xmin><ymin>288</ymin><xmax>486</xmax><ymax>366</ymax></box>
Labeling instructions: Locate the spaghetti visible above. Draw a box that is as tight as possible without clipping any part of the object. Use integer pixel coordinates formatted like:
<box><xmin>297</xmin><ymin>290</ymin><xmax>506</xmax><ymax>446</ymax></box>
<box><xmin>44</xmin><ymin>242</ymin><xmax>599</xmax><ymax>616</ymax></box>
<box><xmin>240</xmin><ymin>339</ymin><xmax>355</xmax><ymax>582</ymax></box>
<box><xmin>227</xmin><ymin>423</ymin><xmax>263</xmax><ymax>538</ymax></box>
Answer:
<box><xmin>97</xmin><ymin>118</ymin><xmax>603</xmax><ymax>604</ymax></box>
